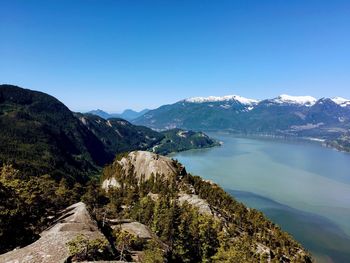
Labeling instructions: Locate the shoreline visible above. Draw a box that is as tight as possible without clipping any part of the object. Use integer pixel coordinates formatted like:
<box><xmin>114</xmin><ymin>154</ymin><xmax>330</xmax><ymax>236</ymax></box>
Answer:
<box><xmin>200</xmin><ymin>130</ymin><xmax>350</xmax><ymax>154</ymax></box>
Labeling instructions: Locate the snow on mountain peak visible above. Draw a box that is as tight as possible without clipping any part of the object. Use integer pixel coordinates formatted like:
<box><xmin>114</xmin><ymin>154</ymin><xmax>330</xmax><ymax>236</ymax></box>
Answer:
<box><xmin>183</xmin><ymin>94</ymin><xmax>349</xmax><ymax>108</ymax></box>
<box><xmin>184</xmin><ymin>95</ymin><xmax>259</xmax><ymax>105</ymax></box>
<box><xmin>273</xmin><ymin>94</ymin><xmax>317</xmax><ymax>106</ymax></box>
<box><xmin>331</xmin><ymin>97</ymin><xmax>350</xmax><ymax>107</ymax></box>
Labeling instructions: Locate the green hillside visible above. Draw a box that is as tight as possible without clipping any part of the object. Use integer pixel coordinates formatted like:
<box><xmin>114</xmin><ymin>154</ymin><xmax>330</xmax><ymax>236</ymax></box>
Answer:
<box><xmin>0</xmin><ymin>85</ymin><xmax>110</xmax><ymax>182</ymax></box>
<box><xmin>154</xmin><ymin>128</ymin><xmax>220</xmax><ymax>155</ymax></box>
<box><xmin>0</xmin><ymin>85</ymin><xmax>217</xmax><ymax>182</ymax></box>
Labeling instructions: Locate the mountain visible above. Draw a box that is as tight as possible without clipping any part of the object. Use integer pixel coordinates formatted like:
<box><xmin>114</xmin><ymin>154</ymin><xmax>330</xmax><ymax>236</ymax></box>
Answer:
<box><xmin>76</xmin><ymin>113</ymin><xmax>219</xmax><ymax>156</ymax></box>
<box><xmin>0</xmin><ymin>85</ymin><xmax>217</xmax><ymax>182</ymax></box>
<box><xmin>88</xmin><ymin>108</ymin><xmax>149</xmax><ymax>121</ymax></box>
<box><xmin>134</xmin><ymin>94</ymin><xmax>350</xmax><ymax>143</ymax></box>
<box><xmin>75</xmin><ymin>113</ymin><xmax>164</xmax><ymax>155</ymax></box>
<box><xmin>0</xmin><ymin>84</ymin><xmax>111</xmax><ymax>182</ymax></box>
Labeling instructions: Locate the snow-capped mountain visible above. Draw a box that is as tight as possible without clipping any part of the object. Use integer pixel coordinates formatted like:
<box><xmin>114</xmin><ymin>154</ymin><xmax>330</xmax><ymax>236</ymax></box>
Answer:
<box><xmin>134</xmin><ymin>93</ymin><xmax>350</xmax><ymax>136</ymax></box>
<box><xmin>184</xmin><ymin>94</ymin><xmax>324</xmax><ymax>108</ymax></box>
<box><xmin>184</xmin><ymin>95</ymin><xmax>259</xmax><ymax>105</ymax></box>
<box><xmin>270</xmin><ymin>94</ymin><xmax>317</xmax><ymax>106</ymax></box>
<box><xmin>331</xmin><ymin>97</ymin><xmax>350</xmax><ymax>107</ymax></box>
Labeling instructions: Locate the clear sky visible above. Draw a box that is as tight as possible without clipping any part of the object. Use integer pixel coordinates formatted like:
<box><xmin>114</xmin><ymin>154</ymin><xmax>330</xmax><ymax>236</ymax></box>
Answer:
<box><xmin>1</xmin><ymin>0</ymin><xmax>350</xmax><ymax>112</ymax></box>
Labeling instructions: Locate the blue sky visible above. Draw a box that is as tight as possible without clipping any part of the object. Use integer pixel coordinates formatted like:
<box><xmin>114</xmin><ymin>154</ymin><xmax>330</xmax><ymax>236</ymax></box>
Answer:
<box><xmin>1</xmin><ymin>0</ymin><xmax>350</xmax><ymax>112</ymax></box>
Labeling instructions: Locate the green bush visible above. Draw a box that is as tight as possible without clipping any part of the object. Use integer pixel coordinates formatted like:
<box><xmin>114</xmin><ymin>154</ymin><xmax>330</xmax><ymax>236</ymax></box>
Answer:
<box><xmin>66</xmin><ymin>234</ymin><xmax>110</xmax><ymax>261</ymax></box>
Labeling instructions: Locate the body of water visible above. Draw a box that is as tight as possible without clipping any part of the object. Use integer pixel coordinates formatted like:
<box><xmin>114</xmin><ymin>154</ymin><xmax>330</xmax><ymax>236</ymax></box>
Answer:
<box><xmin>171</xmin><ymin>133</ymin><xmax>350</xmax><ymax>263</ymax></box>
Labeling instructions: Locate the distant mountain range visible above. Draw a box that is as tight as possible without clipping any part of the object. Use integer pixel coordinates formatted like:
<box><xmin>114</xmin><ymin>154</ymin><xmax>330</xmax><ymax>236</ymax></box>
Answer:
<box><xmin>88</xmin><ymin>108</ymin><xmax>149</xmax><ymax>121</ymax></box>
<box><xmin>133</xmin><ymin>94</ymin><xmax>350</xmax><ymax>149</ymax></box>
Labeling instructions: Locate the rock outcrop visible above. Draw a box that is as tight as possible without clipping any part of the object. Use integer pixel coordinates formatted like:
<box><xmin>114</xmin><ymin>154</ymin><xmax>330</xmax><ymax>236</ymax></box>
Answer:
<box><xmin>114</xmin><ymin>222</ymin><xmax>153</xmax><ymax>240</ymax></box>
<box><xmin>102</xmin><ymin>151</ymin><xmax>214</xmax><ymax>217</ymax></box>
<box><xmin>117</xmin><ymin>151</ymin><xmax>180</xmax><ymax>181</ymax></box>
<box><xmin>102</xmin><ymin>151</ymin><xmax>185</xmax><ymax>191</ymax></box>
<box><xmin>178</xmin><ymin>193</ymin><xmax>213</xmax><ymax>215</ymax></box>
<box><xmin>0</xmin><ymin>202</ymin><xmax>106</xmax><ymax>263</ymax></box>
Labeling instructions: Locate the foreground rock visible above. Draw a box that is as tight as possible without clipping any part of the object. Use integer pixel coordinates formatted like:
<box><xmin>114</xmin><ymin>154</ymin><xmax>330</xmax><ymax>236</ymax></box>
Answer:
<box><xmin>0</xmin><ymin>202</ymin><xmax>106</xmax><ymax>263</ymax></box>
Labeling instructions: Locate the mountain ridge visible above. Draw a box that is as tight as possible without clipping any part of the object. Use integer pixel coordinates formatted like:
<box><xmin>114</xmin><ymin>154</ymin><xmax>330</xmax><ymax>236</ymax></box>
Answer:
<box><xmin>182</xmin><ymin>94</ymin><xmax>349</xmax><ymax>107</ymax></box>
<box><xmin>133</xmin><ymin>93</ymin><xmax>350</xmax><ymax>151</ymax></box>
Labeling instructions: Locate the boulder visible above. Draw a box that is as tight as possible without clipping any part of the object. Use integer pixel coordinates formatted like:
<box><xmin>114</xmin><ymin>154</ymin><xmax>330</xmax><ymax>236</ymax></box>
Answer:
<box><xmin>178</xmin><ymin>193</ymin><xmax>212</xmax><ymax>215</ymax></box>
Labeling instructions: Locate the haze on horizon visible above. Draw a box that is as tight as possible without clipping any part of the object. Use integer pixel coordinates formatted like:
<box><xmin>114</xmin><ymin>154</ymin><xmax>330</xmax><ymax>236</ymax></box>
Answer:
<box><xmin>1</xmin><ymin>0</ymin><xmax>350</xmax><ymax>112</ymax></box>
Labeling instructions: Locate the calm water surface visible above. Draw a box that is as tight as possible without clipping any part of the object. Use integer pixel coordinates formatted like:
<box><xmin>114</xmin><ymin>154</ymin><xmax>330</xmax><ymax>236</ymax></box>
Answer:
<box><xmin>171</xmin><ymin>133</ymin><xmax>350</xmax><ymax>263</ymax></box>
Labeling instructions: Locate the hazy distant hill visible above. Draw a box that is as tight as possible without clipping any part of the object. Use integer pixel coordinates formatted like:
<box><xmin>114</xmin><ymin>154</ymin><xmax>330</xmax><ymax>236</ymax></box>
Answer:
<box><xmin>88</xmin><ymin>108</ymin><xmax>149</xmax><ymax>121</ymax></box>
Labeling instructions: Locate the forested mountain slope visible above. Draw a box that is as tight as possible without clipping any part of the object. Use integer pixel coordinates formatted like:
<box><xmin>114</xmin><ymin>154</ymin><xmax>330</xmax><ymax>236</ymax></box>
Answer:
<box><xmin>0</xmin><ymin>85</ymin><xmax>218</xmax><ymax>182</ymax></box>
<box><xmin>0</xmin><ymin>85</ymin><xmax>110</xmax><ymax>182</ymax></box>
<box><xmin>94</xmin><ymin>151</ymin><xmax>313</xmax><ymax>262</ymax></box>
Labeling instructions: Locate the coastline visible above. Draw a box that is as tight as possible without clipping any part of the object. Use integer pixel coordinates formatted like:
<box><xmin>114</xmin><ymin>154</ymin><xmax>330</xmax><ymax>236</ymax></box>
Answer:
<box><xmin>198</xmin><ymin>129</ymin><xmax>350</xmax><ymax>154</ymax></box>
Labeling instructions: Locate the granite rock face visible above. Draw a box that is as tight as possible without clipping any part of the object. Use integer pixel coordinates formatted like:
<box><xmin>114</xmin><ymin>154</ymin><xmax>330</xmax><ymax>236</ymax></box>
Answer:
<box><xmin>102</xmin><ymin>151</ymin><xmax>183</xmax><ymax>191</ymax></box>
<box><xmin>0</xmin><ymin>202</ymin><xmax>106</xmax><ymax>263</ymax></box>
<box><xmin>117</xmin><ymin>151</ymin><xmax>180</xmax><ymax>181</ymax></box>
<box><xmin>178</xmin><ymin>194</ymin><xmax>212</xmax><ymax>215</ymax></box>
